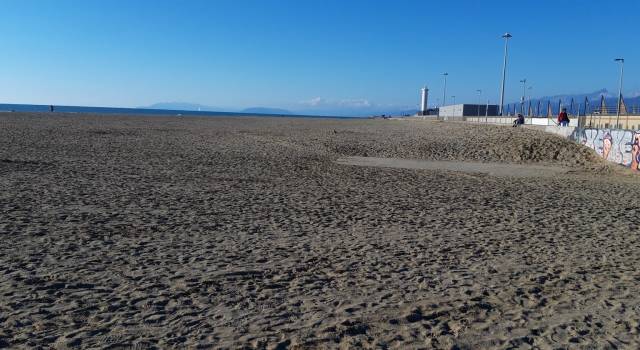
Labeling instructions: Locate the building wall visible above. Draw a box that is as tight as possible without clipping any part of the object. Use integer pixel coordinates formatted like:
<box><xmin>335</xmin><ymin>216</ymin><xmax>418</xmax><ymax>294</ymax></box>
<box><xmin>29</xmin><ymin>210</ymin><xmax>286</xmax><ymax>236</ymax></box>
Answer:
<box><xmin>573</xmin><ymin>128</ymin><xmax>640</xmax><ymax>170</ymax></box>
<box><xmin>466</xmin><ymin>116</ymin><xmax>579</xmax><ymax>126</ymax></box>
<box><xmin>439</xmin><ymin>104</ymin><xmax>498</xmax><ymax>117</ymax></box>
<box><xmin>438</xmin><ymin>105</ymin><xmax>462</xmax><ymax>118</ymax></box>
<box><xmin>466</xmin><ymin>115</ymin><xmax>640</xmax><ymax>129</ymax></box>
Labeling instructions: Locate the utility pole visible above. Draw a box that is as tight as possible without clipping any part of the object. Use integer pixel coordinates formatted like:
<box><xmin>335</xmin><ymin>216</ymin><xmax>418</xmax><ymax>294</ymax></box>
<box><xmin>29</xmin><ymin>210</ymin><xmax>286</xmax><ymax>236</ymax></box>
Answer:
<box><xmin>614</xmin><ymin>58</ymin><xmax>625</xmax><ymax>129</ymax></box>
<box><xmin>486</xmin><ymin>99</ymin><xmax>489</xmax><ymax>123</ymax></box>
<box><xmin>442</xmin><ymin>73</ymin><xmax>449</xmax><ymax>107</ymax></box>
<box><xmin>519</xmin><ymin>79</ymin><xmax>527</xmax><ymax>115</ymax></box>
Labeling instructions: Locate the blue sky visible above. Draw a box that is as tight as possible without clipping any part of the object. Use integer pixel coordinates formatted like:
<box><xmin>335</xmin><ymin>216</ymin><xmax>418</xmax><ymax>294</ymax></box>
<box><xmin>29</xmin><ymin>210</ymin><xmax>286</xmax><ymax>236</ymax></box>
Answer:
<box><xmin>1</xmin><ymin>0</ymin><xmax>639</xmax><ymax>115</ymax></box>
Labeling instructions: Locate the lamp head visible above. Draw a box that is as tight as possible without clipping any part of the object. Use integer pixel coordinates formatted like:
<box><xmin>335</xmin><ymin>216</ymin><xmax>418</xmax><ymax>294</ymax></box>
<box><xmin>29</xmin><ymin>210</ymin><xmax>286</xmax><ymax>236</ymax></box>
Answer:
<box><xmin>502</xmin><ymin>33</ymin><xmax>512</xmax><ymax>39</ymax></box>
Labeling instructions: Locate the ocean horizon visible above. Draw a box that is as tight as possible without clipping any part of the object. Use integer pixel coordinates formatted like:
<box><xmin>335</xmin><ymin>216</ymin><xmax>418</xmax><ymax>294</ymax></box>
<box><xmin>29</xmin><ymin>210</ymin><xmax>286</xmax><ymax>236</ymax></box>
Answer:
<box><xmin>0</xmin><ymin>103</ymin><xmax>357</xmax><ymax>119</ymax></box>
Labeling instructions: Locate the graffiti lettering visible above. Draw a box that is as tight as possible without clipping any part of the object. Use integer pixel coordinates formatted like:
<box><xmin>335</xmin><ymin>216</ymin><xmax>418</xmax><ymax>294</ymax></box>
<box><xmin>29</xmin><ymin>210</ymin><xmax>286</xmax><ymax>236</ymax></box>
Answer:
<box><xmin>573</xmin><ymin>128</ymin><xmax>640</xmax><ymax>171</ymax></box>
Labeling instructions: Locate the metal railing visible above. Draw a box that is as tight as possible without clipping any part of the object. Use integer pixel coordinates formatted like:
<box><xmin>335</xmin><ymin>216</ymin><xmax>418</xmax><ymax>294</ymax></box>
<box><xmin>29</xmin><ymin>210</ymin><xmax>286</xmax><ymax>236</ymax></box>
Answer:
<box><xmin>590</xmin><ymin>106</ymin><xmax>625</xmax><ymax>115</ymax></box>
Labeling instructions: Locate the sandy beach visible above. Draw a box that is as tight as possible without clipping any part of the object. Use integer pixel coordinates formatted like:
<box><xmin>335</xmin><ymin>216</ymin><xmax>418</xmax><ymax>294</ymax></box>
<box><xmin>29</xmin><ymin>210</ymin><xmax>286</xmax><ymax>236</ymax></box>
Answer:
<box><xmin>1</xmin><ymin>113</ymin><xmax>639</xmax><ymax>349</ymax></box>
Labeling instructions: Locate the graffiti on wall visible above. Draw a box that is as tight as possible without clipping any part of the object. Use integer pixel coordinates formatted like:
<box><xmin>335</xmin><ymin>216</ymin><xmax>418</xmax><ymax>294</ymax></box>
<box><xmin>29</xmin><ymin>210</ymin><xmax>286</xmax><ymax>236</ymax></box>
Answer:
<box><xmin>573</xmin><ymin>128</ymin><xmax>640</xmax><ymax>171</ymax></box>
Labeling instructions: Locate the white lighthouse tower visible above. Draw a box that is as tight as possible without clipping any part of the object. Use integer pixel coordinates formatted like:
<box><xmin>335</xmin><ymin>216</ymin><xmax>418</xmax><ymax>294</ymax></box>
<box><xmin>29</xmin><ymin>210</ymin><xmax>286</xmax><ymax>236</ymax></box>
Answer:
<box><xmin>420</xmin><ymin>86</ymin><xmax>429</xmax><ymax>116</ymax></box>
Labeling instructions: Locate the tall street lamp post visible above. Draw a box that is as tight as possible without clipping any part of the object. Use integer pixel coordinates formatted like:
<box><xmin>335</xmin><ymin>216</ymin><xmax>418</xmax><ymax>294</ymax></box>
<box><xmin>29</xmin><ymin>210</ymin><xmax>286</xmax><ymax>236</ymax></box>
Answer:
<box><xmin>527</xmin><ymin>86</ymin><xmax>533</xmax><ymax>116</ymax></box>
<box><xmin>442</xmin><ymin>73</ymin><xmax>448</xmax><ymax>107</ymax></box>
<box><xmin>476</xmin><ymin>89</ymin><xmax>482</xmax><ymax>117</ymax></box>
<box><xmin>519</xmin><ymin>79</ymin><xmax>527</xmax><ymax>115</ymax></box>
<box><xmin>525</xmin><ymin>86</ymin><xmax>534</xmax><ymax>117</ymax></box>
<box><xmin>499</xmin><ymin>33</ymin><xmax>512</xmax><ymax>116</ymax></box>
<box><xmin>614</xmin><ymin>58</ymin><xmax>625</xmax><ymax>128</ymax></box>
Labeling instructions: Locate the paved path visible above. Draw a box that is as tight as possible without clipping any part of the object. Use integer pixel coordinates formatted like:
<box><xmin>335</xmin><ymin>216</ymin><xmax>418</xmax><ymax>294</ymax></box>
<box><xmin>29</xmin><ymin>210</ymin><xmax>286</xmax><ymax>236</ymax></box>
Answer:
<box><xmin>337</xmin><ymin>156</ymin><xmax>570</xmax><ymax>178</ymax></box>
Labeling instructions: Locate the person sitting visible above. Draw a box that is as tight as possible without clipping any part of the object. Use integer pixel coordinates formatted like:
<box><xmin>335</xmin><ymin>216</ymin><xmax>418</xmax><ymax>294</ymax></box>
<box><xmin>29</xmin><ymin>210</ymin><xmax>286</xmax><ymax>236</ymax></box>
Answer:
<box><xmin>513</xmin><ymin>113</ymin><xmax>525</xmax><ymax>127</ymax></box>
<box><xmin>557</xmin><ymin>108</ymin><xmax>570</xmax><ymax>126</ymax></box>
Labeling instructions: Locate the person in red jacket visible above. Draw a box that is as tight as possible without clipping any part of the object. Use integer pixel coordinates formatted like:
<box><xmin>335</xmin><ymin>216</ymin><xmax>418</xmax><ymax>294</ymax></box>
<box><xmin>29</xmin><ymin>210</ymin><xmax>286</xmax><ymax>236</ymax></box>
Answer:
<box><xmin>557</xmin><ymin>108</ymin><xmax>570</xmax><ymax>126</ymax></box>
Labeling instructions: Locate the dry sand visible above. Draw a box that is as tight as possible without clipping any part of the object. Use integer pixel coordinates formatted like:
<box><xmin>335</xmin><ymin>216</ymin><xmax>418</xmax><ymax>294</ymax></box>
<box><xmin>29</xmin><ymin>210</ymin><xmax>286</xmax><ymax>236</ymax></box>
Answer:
<box><xmin>1</xmin><ymin>113</ymin><xmax>639</xmax><ymax>349</ymax></box>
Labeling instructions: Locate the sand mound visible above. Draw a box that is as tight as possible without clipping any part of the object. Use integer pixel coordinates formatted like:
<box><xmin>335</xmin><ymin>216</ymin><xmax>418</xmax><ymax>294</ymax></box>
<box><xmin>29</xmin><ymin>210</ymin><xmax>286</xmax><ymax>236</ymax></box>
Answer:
<box><xmin>320</xmin><ymin>121</ymin><xmax>605</xmax><ymax>169</ymax></box>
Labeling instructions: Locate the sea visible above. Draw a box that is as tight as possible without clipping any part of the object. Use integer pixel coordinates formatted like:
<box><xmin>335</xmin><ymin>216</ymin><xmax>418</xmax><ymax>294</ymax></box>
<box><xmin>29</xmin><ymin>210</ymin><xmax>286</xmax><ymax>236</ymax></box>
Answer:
<box><xmin>0</xmin><ymin>103</ymin><xmax>354</xmax><ymax>119</ymax></box>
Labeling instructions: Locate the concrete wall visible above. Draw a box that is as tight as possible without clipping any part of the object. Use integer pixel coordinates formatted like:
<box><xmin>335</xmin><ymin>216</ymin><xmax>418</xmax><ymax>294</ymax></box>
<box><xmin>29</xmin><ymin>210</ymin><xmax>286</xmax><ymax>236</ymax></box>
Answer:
<box><xmin>465</xmin><ymin>116</ymin><xmax>578</xmax><ymax>127</ymax></box>
<box><xmin>438</xmin><ymin>104</ymin><xmax>464</xmax><ymax>118</ymax></box>
<box><xmin>439</xmin><ymin>104</ymin><xmax>499</xmax><ymax>118</ymax></box>
<box><xmin>572</xmin><ymin>128</ymin><xmax>640</xmax><ymax>170</ymax></box>
<box><xmin>466</xmin><ymin>115</ymin><xmax>640</xmax><ymax>130</ymax></box>
<box><xmin>545</xmin><ymin>126</ymin><xmax>576</xmax><ymax>138</ymax></box>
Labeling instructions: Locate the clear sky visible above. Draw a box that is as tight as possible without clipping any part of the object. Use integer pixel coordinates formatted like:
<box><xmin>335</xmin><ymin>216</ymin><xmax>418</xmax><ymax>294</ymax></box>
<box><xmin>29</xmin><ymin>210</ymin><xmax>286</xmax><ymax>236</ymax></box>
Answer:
<box><xmin>1</xmin><ymin>0</ymin><xmax>639</xmax><ymax>115</ymax></box>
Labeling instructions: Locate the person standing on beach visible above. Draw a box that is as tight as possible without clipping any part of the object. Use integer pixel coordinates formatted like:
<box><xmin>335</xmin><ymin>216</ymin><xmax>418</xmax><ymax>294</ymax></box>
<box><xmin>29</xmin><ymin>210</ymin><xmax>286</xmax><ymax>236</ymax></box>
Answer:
<box><xmin>557</xmin><ymin>108</ymin><xmax>569</xmax><ymax>127</ymax></box>
<box><xmin>50</xmin><ymin>105</ymin><xmax>55</xmax><ymax>112</ymax></box>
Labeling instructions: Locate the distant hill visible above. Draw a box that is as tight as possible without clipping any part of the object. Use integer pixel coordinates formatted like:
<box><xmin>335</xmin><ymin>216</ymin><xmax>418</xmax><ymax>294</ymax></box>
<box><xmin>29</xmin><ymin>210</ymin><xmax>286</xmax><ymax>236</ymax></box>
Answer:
<box><xmin>141</xmin><ymin>101</ymin><xmax>414</xmax><ymax>117</ymax></box>
<box><xmin>141</xmin><ymin>103</ymin><xmax>295</xmax><ymax>115</ymax></box>
<box><xmin>240</xmin><ymin>107</ymin><xmax>293</xmax><ymax>115</ymax></box>
<box><xmin>509</xmin><ymin>89</ymin><xmax>640</xmax><ymax>115</ymax></box>
<box><xmin>142</xmin><ymin>102</ymin><xmax>222</xmax><ymax>111</ymax></box>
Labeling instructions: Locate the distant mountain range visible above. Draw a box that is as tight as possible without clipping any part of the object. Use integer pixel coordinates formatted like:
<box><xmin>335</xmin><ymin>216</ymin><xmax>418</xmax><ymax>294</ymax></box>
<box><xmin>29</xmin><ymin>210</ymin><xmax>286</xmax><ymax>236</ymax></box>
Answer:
<box><xmin>239</xmin><ymin>107</ymin><xmax>293</xmax><ymax>115</ymax></box>
<box><xmin>141</xmin><ymin>102</ymin><xmax>294</xmax><ymax>115</ymax></box>
<box><xmin>141</xmin><ymin>101</ymin><xmax>411</xmax><ymax>117</ymax></box>
<box><xmin>527</xmin><ymin>89</ymin><xmax>616</xmax><ymax>108</ymax></box>
<box><xmin>143</xmin><ymin>89</ymin><xmax>640</xmax><ymax>118</ymax></box>
<box><xmin>143</xmin><ymin>102</ymin><xmax>223</xmax><ymax>112</ymax></box>
<box><xmin>508</xmin><ymin>88</ymin><xmax>640</xmax><ymax>114</ymax></box>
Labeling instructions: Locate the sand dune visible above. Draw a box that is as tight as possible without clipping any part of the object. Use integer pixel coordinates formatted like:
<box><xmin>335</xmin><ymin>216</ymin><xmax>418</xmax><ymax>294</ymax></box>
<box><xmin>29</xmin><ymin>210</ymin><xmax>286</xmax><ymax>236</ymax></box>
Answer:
<box><xmin>1</xmin><ymin>114</ymin><xmax>638</xmax><ymax>349</ymax></box>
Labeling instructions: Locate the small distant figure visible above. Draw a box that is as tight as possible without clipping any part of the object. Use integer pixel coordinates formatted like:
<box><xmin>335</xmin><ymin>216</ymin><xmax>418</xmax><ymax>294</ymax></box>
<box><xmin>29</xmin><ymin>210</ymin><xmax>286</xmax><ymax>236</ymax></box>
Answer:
<box><xmin>513</xmin><ymin>113</ymin><xmax>525</xmax><ymax>127</ymax></box>
<box><xmin>49</xmin><ymin>105</ymin><xmax>55</xmax><ymax>112</ymax></box>
<box><xmin>557</xmin><ymin>108</ymin><xmax>569</xmax><ymax>127</ymax></box>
